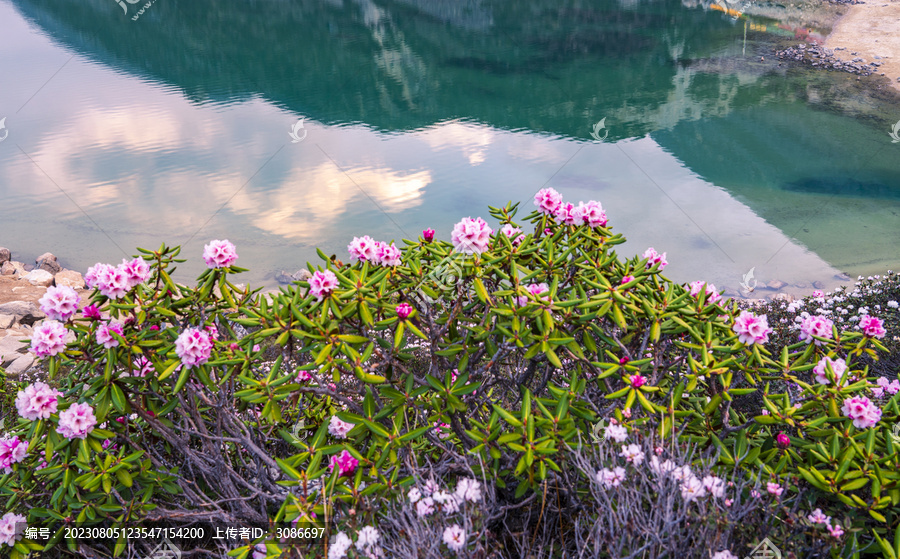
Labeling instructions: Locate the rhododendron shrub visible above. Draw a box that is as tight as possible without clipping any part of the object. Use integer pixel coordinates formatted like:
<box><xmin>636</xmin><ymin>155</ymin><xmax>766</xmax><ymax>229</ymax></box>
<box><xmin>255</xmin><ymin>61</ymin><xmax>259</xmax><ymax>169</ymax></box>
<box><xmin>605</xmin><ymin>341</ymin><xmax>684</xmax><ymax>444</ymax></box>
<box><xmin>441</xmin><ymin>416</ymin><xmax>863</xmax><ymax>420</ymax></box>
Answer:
<box><xmin>0</xmin><ymin>198</ymin><xmax>897</xmax><ymax>558</ymax></box>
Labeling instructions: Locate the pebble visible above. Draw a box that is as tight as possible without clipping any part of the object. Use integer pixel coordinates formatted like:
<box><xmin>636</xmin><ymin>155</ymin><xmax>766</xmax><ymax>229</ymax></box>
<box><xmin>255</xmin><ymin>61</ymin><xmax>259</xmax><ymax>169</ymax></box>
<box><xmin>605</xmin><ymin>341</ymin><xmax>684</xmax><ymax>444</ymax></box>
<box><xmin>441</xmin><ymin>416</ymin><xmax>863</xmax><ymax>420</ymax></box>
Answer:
<box><xmin>774</xmin><ymin>44</ymin><xmax>878</xmax><ymax>77</ymax></box>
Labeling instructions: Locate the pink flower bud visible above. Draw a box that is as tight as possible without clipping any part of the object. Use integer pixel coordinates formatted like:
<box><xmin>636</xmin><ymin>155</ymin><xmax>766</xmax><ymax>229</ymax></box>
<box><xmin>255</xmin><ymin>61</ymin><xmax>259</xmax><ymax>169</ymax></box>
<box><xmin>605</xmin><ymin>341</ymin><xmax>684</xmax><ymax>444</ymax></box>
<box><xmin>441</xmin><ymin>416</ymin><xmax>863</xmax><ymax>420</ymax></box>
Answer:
<box><xmin>83</xmin><ymin>304</ymin><xmax>102</xmax><ymax>321</ymax></box>
<box><xmin>630</xmin><ymin>375</ymin><xmax>646</xmax><ymax>389</ymax></box>
<box><xmin>396</xmin><ymin>303</ymin><xmax>413</xmax><ymax>319</ymax></box>
<box><xmin>619</xmin><ymin>356</ymin><xmax>630</xmax><ymax>365</ymax></box>
<box><xmin>776</xmin><ymin>432</ymin><xmax>790</xmax><ymax>450</ymax></box>
<box><xmin>423</xmin><ymin>229</ymin><xmax>435</xmax><ymax>242</ymax></box>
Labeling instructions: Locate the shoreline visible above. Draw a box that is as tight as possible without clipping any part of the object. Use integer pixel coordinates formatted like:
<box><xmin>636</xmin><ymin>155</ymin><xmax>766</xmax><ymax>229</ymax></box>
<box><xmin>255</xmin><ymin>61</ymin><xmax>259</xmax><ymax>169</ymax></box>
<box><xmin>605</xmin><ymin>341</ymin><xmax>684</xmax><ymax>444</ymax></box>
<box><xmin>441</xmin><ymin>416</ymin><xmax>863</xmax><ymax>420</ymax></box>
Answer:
<box><xmin>824</xmin><ymin>0</ymin><xmax>900</xmax><ymax>92</ymax></box>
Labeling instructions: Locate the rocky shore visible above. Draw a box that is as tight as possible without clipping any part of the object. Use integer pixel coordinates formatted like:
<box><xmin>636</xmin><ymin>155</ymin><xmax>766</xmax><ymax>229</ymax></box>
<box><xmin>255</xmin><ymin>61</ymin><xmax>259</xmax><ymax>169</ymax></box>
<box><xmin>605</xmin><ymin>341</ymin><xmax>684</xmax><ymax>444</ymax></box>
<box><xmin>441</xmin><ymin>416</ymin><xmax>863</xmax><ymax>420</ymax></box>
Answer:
<box><xmin>774</xmin><ymin>43</ymin><xmax>889</xmax><ymax>78</ymax></box>
<box><xmin>0</xmin><ymin>249</ymin><xmax>86</xmax><ymax>377</ymax></box>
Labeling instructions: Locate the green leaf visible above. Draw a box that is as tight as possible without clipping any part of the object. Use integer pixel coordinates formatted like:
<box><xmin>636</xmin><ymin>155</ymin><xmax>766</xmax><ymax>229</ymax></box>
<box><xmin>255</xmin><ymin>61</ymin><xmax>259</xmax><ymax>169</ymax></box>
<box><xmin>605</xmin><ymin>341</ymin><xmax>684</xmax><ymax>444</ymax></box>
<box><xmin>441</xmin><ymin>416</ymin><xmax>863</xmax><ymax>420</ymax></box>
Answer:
<box><xmin>493</xmin><ymin>405</ymin><xmax>523</xmax><ymax>428</ymax></box>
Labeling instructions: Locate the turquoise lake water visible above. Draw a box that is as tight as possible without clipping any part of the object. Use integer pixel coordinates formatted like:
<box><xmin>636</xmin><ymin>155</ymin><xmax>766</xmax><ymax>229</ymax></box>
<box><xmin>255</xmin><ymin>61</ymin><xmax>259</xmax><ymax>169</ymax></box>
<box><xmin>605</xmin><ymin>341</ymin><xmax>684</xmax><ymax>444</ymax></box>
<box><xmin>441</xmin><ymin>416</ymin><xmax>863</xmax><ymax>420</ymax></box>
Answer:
<box><xmin>0</xmin><ymin>0</ymin><xmax>898</xmax><ymax>293</ymax></box>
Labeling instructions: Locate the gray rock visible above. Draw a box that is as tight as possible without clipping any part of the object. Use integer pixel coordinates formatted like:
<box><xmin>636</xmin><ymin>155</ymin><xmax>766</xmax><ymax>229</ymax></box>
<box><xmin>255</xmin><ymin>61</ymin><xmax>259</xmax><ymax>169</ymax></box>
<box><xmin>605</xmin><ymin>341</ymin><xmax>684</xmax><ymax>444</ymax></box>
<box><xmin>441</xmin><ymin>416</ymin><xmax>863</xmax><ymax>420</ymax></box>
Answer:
<box><xmin>834</xmin><ymin>273</ymin><xmax>851</xmax><ymax>281</ymax></box>
<box><xmin>1</xmin><ymin>261</ymin><xmax>24</xmax><ymax>276</ymax></box>
<box><xmin>35</xmin><ymin>252</ymin><xmax>61</xmax><ymax>274</ymax></box>
<box><xmin>54</xmin><ymin>270</ymin><xmax>85</xmax><ymax>289</ymax></box>
<box><xmin>0</xmin><ymin>335</ymin><xmax>28</xmax><ymax>364</ymax></box>
<box><xmin>794</xmin><ymin>281</ymin><xmax>808</xmax><ymax>288</ymax></box>
<box><xmin>292</xmin><ymin>269</ymin><xmax>313</xmax><ymax>282</ymax></box>
<box><xmin>0</xmin><ymin>301</ymin><xmax>45</xmax><ymax>324</ymax></box>
<box><xmin>4</xmin><ymin>354</ymin><xmax>35</xmax><ymax>377</ymax></box>
<box><xmin>275</xmin><ymin>271</ymin><xmax>294</xmax><ymax>285</ymax></box>
<box><xmin>0</xmin><ymin>314</ymin><xmax>15</xmax><ymax>329</ymax></box>
<box><xmin>23</xmin><ymin>269</ymin><xmax>54</xmax><ymax>287</ymax></box>
<box><xmin>773</xmin><ymin>293</ymin><xmax>795</xmax><ymax>303</ymax></box>
<box><xmin>767</xmin><ymin>280</ymin><xmax>787</xmax><ymax>290</ymax></box>
<box><xmin>812</xmin><ymin>281</ymin><xmax>826</xmax><ymax>289</ymax></box>
<box><xmin>0</xmin><ymin>247</ymin><xmax>9</xmax><ymax>265</ymax></box>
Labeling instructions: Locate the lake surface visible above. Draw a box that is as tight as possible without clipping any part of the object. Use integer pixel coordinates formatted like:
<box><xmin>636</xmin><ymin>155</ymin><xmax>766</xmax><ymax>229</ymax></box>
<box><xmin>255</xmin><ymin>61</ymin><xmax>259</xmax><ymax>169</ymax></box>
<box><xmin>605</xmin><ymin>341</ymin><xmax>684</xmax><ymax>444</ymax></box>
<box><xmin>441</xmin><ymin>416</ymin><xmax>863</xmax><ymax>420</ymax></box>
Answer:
<box><xmin>1</xmin><ymin>0</ymin><xmax>898</xmax><ymax>294</ymax></box>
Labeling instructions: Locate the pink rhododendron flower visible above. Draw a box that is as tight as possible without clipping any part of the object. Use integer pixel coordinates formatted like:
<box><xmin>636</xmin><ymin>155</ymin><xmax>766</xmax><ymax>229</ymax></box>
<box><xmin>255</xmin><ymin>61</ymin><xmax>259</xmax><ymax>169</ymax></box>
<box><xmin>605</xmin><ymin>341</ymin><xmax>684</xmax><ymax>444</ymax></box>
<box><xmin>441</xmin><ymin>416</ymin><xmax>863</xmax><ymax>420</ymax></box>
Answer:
<box><xmin>202</xmin><ymin>239</ymin><xmax>238</xmax><ymax>269</ymax></box>
<box><xmin>308</xmin><ymin>270</ymin><xmax>338</xmax><ymax>301</ymax></box>
<box><xmin>827</xmin><ymin>523</ymin><xmax>844</xmax><ymax>538</ymax></box>
<box><xmin>620</xmin><ymin>444</ymin><xmax>645</xmax><ymax>465</ymax></box>
<box><xmin>776</xmin><ymin>433</ymin><xmax>790</xmax><ymax>449</ymax></box>
<box><xmin>85</xmin><ymin>263</ymin><xmax>113</xmax><ymax>289</ymax></box>
<box><xmin>31</xmin><ymin>320</ymin><xmax>68</xmax><ymax>357</ymax></box>
<box><xmin>131</xmin><ymin>356</ymin><xmax>154</xmax><ymax>377</ymax></box>
<box><xmin>443</xmin><ymin>524</ymin><xmax>466</xmax><ymax>552</ymax></box>
<box><xmin>517</xmin><ymin>282</ymin><xmax>550</xmax><ymax>307</ymax></box>
<box><xmin>576</xmin><ymin>200</ymin><xmax>607</xmax><ymax>227</ymax></box>
<box><xmin>355</xmin><ymin>526</ymin><xmax>381</xmax><ymax>557</ymax></box>
<box><xmin>451</xmin><ymin>217</ymin><xmax>493</xmax><ymax>254</ymax></box>
<box><xmin>434</xmin><ymin>422</ymin><xmax>452</xmax><ymax>440</ymax></box>
<box><xmin>859</xmin><ymin>315</ymin><xmax>886</xmax><ymax>338</ymax></box>
<box><xmin>606</xmin><ymin>424</ymin><xmax>627</xmax><ymax>442</ymax></box>
<box><xmin>329</xmin><ymin>532</ymin><xmax>352</xmax><ymax>559</ymax></box>
<box><xmin>534</xmin><ymin>188</ymin><xmax>563</xmax><ymax>215</ymax></box>
<box><xmin>688</xmin><ymin>281</ymin><xmax>721</xmax><ymax>304</ymax></box>
<box><xmin>97</xmin><ymin>264</ymin><xmax>130</xmax><ymax>299</ymax></box>
<box><xmin>872</xmin><ymin>376</ymin><xmax>900</xmax><ymax>398</ymax></box>
<box><xmin>808</xmin><ymin>509</ymin><xmax>830</xmax><ymax>524</ymax></box>
<box><xmin>455</xmin><ymin>478</ymin><xmax>482</xmax><ymax>502</ymax></box>
<box><xmin>703</xmin><ymin>476</ymin><xmax>726</xmax><ymax>498</ymax></box>
<box><xmin>732</xmin><ymin>311</ymin><xmax>772</xmax><ymax>346</ymax></box>
<box><xmin>96</xmin><ymin>321</ymin><xmax>124</xmax><ymax>349</ymax></box>
<box><xmin>252</xmin><ymin>543</ymin><xmax>268</xmax><ymax>559</ymax></box>
<box><xmin>297</xmin><ymin>370</ymin><xmax>312</xmax><ymax>382</ymax></box>
<box><xmin>813</xmin><ymin>356</ymin><xmax>848</xmax><ymax>385</ymax></box>
<box><xmin>812</xmin><ymin>289</ymin><xmax>824</xmax><ymax>297</ymax></box>
<box><xmin>711</xmin><ymin>551</ymin><xmax>737</xmax><ymax>559</ymax></box>
<box><xmin>15</xmin><ymin>382</ymin><xmax>61</xmax><ymax>420</ymax></box>
<box><xmin>597</xmin><ymin>466</ymin><xmax>626</xmax><ymax>488</ymax></box>
<box><xmin>175</xmin><ymin>327</ymin><xmax>214</xmax><ymax>368</ymax></box>
<box><xmin>642</xmin><ymin>247</ymin><xmax>667</xmax><ymax>270</ymax></box>
<box><xmin>621</xmin><ymin>275</ymin><xmax>635</xmax><ymax>285</ymax></box>
<box><xmin>39</xmin><ymin>286</ymin><xmax>81</xmax><ymax>322</ymax></box>
<box><xmin>761</xmin><ymin>409</ymin><xmax>770</xmax><ymax>416</ymax></box>
<box><xmin>396</xmin><ymin>303</ymin><xmax>413</xmax><ymax>319</ymax></box>
<box><xmin>348</xmin><ymin>236</ymin><xmax>378</xmax><ymax>262</ymax></box>
<box><xmin>329</xmin><ymin>450</ymin><xmax>358</xmax><ymax>476</ymax></box>
<box><xmin>766</xmin><ymin>482</ymin><xmax>783</xmax><ymax>497</ymax></box>
<box><xmin>328</xmin><ymin>416</ymin><xmax>354</xmax><ymax>439</ymax></box>
<box><xmin>416</xmin><ymin>497</ymin><xmax>434</xmax><ymax>516</ymax></box>
<box><xmin>56</xmin><ymin>402</ymin><xmax>97</xmax><ymax>440</ymax></box>
<box><xmin>500</xmin><ymin>224</ymin><xmax>525</xmax><ymax>245</ymax></box>
<box><xmin>799</xmin><ymin>315</ymin><xmax>834</xmax><ymax>345</ymax></box>
<box><xmin>0</xmin><ymin>436</ymin><xmax>28</xmax><ymax>473</ymax></box>
<box><xmin>0</xmin><ymin>512</ymin><xmax>26</xmax><ymax>547</ymax></box>
<box><xmin>841</xmin><ymin>395</ymin><xmax>881</xmax><ymax>429</ymax></box>
<box><xmin>422</xmin><ymin>229</ymin><xmax>435</xmax><ymax>243</ymax></box>
<box><xmin>680</xmin><ymin>475</ymin><xmax>707</xmax><ymax>502</ymax></box>
<box><xmin>554</xmin><ymin>202</ymin><xmax>580</xmax><ymax>225</ymax></box>
<box><xmin>120</xmin><ymin>257</ymin><xmax>151</xmax><ymax>289</ymax></box>
<box><xmin>82</xmin><ymin>304</ymin><xmax>101</xmax><ymax>321</ymax></box>
<box><xmin>630</xmin><ymin>374</ymin><xmax>647</xmax><ymax>389</ymax></box>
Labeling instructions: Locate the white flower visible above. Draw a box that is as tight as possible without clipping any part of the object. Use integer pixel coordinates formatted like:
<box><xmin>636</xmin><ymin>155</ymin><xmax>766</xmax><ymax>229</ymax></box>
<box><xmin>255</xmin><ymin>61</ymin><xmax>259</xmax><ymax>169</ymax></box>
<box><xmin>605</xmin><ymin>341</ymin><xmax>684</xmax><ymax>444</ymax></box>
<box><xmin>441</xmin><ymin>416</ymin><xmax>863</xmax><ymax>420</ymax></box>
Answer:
<box><xmin>356</xmin><ymin>526</ymin><xmax>380</xmax><ymax>551</ymax></box>
<box><xmin>605</xmin><ymin>424</ymin><xmax>628</xmax><ymax>442</ymax></box>
<box><xmin>443</xmin><ymin>524</ymin><xmax>467</xmax><ymax>552</ymax></box>
<box><xmin>455</xmin><ymin>477</ymin><xmax>482</xmax><ymax>502</ymax></box>
<box><xmin>619</xmin><ymin>444</ymin><xmax>645</xmax><ymax>465</ymax></box>
<box><xmin>888</xmin><ymin>301</ymin><xmax>899</xmax><ymax>309</ymax></box>
<box><xmin>328</xmin><ymin>532</ymin><xmax>352</xmax><ymax>559</ymax></box>
<box><xmin>671</xmin><ymin>465</ymin><xmax>693</xmax><ymax>482</ymax></box>
<box><xmin>408</xmin><ymin>487</ymin><xmax>422</xmax><ymax>503</ymax></box>
<box><xmin>416</xmin><ymin>497</ymin><xmax>434</xmax><ymax>516</ymax></box>
<box><xmin>434</xmin><ymin>490</ymin><xmax>462</xmax><ymax>513</ymax></box>
<box><xmin>328</xmin><ymin>415</ymin><xmax>354</xmax><ymax>439</ymax></box>
<box><xmin>422</xmin><ymin>478</ymin><xmax>440</xmax><ymax>496</ymax></box>
<box><xmin>597</xmin><ymin>466</ymin><xmax>626</xmax><ymax>488</ymax></box>
<box><xmin>702</xmin><ymin>475</ymin><xmax>726</xmax><ymax>498</ymax></box>
<box><xmin>712</xmin><ymin>551</ymin><xmax>738</xmax><ymax>559</ymax></box>
<box><xmin>648</xmin><ymin>456</ymin><xmax>676</xmax><ymax>476</ymax></box>
<box><xmin>680</xmin><ymin>475</ymin><xmax>707</xmax><ymax>502</ymax></box>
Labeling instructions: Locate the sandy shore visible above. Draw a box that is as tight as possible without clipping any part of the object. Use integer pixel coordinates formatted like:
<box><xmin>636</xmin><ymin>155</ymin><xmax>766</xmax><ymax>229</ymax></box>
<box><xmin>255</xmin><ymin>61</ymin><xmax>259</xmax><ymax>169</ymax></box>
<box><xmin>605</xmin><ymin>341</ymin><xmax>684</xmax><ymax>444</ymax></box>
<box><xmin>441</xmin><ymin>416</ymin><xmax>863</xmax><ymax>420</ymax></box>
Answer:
<box><xmin>825</xmin><ymin>0</ymin><xmax>900</xmax><ymax>91</ymax></box>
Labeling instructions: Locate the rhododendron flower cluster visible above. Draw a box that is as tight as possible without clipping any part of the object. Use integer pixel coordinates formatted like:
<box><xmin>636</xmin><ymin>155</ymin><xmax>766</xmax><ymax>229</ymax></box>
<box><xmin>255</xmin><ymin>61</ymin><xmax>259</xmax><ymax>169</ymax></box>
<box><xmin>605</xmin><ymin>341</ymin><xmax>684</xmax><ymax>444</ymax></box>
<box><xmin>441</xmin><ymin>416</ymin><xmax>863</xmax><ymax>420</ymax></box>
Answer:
<box><xmin>799</xmin><ymin>315</ymin><xmax>834</xmax><ymax>345</ymax></box>
<box><xmin>329</xmin><ymin>450</ymin><xmax>358</xmax><ymax>476</ymax></box>
<box><xmin>38</xmin><ymin>285</ymin><xmax>81</xmax><ymax>322</ymax></box>
<box><xmin>619</xmin><ymin>443</ymin><xmax>645</xmax><ymax>465</ymax></box>
<box><xmin>308</xmin><ymin>270</ymin><xmax>338</xmax><ymax>300</ymax></box>
<box><xmin>688</xmin><ymin>280</ymin><xmax>721</xmax><ymax>304</ymax></box>
<box><xmin>766</xmin><ymin>482</ymin><xmax>783</xmax><ymax>497</ymax></box>
<box><xmin>451</xmin><ymin>217</ymin><xmax>493</xmax><ymax>254</ymax></box>
<box><xmin>31</xmin><ymin>320</ymin><xmax>69</xmax><ymax>357</ymax></box>
<box><xmin>422</xmin><ymin>228</ymin><xmax>435</xmax><ymax>242</ymax></box>
<box><xmin>15</xmin><ymin>381</ymin><xmax>61</xmax><ymax>420</ymax></box>
<box><xmin>872</xmin><ymin>376</ymin><xmax>900</xmax><ymax>398</ymax></box>
<box><xmin>534</xmin><ymin>187</ymin><xmax>563</xmax><ymax>215</ymax></box>
<box><xmin>499</xmin><ymin>224</ymin><xmax>525</xmax><ymax>245</ymax></box>
<box><xmin>56</xmin><ymin>402</ymin><xmax>97</xmax><ymax>440</ymax></box>
<box><xmin>807</xmin><ymin>508</ymin><xmax>845</xmax><ymax>537</ymax></box>
<box><xmin>0</xmin><ymin>512</ymin><xmax>26</xmax><ymax>547</ymax></box>
<box><xmin>642</xmin><ymin>247</ymin><xmax>667</xmax><ymax>270</ymax></box>
<box><xmin>712</xmin><ymin>552</ymin><xmax>737</xmax><ymax>559</ymax></box>
<box><xmin>443</xmin><ymin>524</ymin><xmax>467</xmax><ymax>552</ymax></box>
<box><xmin>96</xmin><ymin>321</ymin><xmax>124</xmax><ymax>349</ymax></box>
<box><xmin>86</xmin><ymin>257</ymin><xmax>151</xmax><ymax>299</ymax></box>
<box><xmin>517</xmin><ymin>282</ymin><xmax>550</xmax><ymax>307</ymax></box>
<box><xmin>395</xmin><ymin>303</ymin><xmax>413</xmax><ymax>319</ymax></box>
<box><xmin>0</xmin><ymin>436</ymin><xmax>28</xmax><ymax>474</ymax></box>
<box><xmin>328</xmin><ymin>416</ymin><xmax>354</xmax><ymax>439</ymax></box>
<box><xmin>841</xmin><ymin>395</ymin><xmax>882</xmax><ymax>429</ymax></box>
<box><xmin>328</xmin><ymin>532</ymin><xmax>353</xmax><ymax>559</ymax></box>
<box><xmin>605</xmin><ymin>424</ymin><xmax>628</xmax><ymax>442</ymax></box>
<box><xmin>175</xmin><ymin>327</ymin><xmax>214</xmax><ymax>368</ymax></box>
<box><xmin>813</xmin><ymin>356</ymin><xmax>848</xmax><ymax>386</ymax></box>
<box><xmin>355</xmin><ymin>525</ymin><xmax>382</xmax><ymax>559</ymax></box>
<box><xmin>858</xmin><ymin>315</ymin><xmax>886</xmax><ymax>338</ymax></box>
<box><xmin>596</xmin><ymin>466</ymin><xmax>626</xmax><ymax>488</ymax></box>
<box><xmin>533</xmin><ymin>188</ymin><xmax>608</xmax><ymax>228</ymax></box>
<box><xmin>202</xmin><ymin>239</ymin><xmax>238</xmax><ymax>269</ymax></box>
<box><xmin>732</xmin><ymin>311</ymin><xmax>772</xmax><ymax>346</ymax></box>
<box><xmin>121</xmin><ymin>257</ymin><xmax>151</xmax><ymax>287</ymax></box>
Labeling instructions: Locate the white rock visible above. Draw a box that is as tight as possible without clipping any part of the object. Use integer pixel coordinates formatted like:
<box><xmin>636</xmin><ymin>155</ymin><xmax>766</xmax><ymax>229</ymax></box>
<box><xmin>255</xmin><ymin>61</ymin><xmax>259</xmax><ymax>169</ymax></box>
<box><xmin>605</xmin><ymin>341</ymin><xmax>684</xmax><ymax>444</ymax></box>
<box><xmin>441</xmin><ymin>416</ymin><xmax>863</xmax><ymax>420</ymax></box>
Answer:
<box><xmin>23</xmin><ymin>269</ymin><xmax>54</xmax><ymax>287</ymax></box>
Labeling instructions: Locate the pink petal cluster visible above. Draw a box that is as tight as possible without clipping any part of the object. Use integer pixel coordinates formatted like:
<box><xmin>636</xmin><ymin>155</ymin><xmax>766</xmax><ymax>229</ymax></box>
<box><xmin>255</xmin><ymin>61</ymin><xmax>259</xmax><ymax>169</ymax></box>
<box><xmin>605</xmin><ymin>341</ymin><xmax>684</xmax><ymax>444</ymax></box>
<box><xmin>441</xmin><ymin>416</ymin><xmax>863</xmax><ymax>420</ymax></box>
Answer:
<box><xmin>517</xmin><ymin>282</ymin><xmax>550</xmax><ymax>307</ymax></box>
<box><xmin>56</xmin><ymin>402</ymin><xmax>97</xmax><ymax>440</ymax></box>
<box><xmin>0</xmin><ymin>436</ymin><xmax>28</xmax><ymax>473</ymax></box>
<box><xmin>576</xmin><ymin>200</ymin><xmax>608</xmax><ymax>228</ymax></box>
<box><xmin>555</xmin><ymin>202</ymin><xmax>580</xmax><ymax>225</ymax></box>
<box><xmin>422</xmin><ymin>229</ymin><xmax>435</xmax><ymax>243</ymax></box>
<box><xmin>85</xmin><ymin>262</ymin><xmax>135</xmax><ymax>299</ymax></box>
<box><xmin>434</xmin><ymin>422</ymin><xmax>452</xmax><ymax>440</ymax></box>
<box><xmin>376</xmin><ymin>242</ymin><xmax>402</xmax><ymax>267</ymax></box>
<box><xmin>619</xmin><ymin>444</ymin><xmax>645</xmax><ymax>465</ymax></box>
<box><xmin>442</xmin><ymin>524</ymin><xmax>466</xmax><ymax>552</ymax></box>
<box><xmin>347</xmin><ymin>236</ymin><xmax>402</xmax><ymax>267</ymax></box>
<box><xmin>297</xmin><ymin>370</ymin><xmax>313</xmax><ymax>382</ymax></box>
<box><xmin>766</xmin><ymin>482</ymin><xmax>783</xmax><ymax>497</ymax></box>
<box><xmin>202</xmin><ymin>239</ymin><xmax>238</xmax><ymax>269</ymax></box>
<box><xmin>500</xmin><ymin>224</ymin><xmax>525</xmax><ymax>245</ymax></box>
<box><xmin>328</xmin><ymin>416</ymin><xmax>354</xmax><ymax>439</ymax></box>
<box><xmin>596</xmin><ymin>466</ymin><xmax>626</xmax><ymax>488</ymax></box>
<box><xmin>396</xmin><ymin>303</ymin><xmax>413</xmax><ymax>319</ymax></box>
<box><xmin>841</xmin><ymin>395</ymin><xmax>882</xmax><ymax>429</ymax></box>
<box><xmin>96</xmin><ymin>321</ymin><xmax>124</xmax><ymax>349</ymax></box>
<box><xmin>132</xmin><ymin>356</ymin><xmax>155</xmax><ymax>377</ymax></box>
<box><xmin>872</xmin><ymin>376</ymin><xmax>900</xmax><ymax>398</ymax></box>
<box><xmin>732</xmin><ymin>311</ymin><xmax>772</xmax><ymax>346</ymax></box>
<box><xmin>175</xmin><ymin>327</ymin><xmax>214</xmax><ymax>368</ymax></box>
<box><xmin>799</xmin><ymin>315</ymin><xmax>834</xmax><ymax>345</ymax></box>
<box><xmin>329</xmin><ymin>449</ymin><xmax>358</xmax><ymax>476</ymax></box>
<box><xmin>82</xmin><ymin>304</ymin><xmax>102</xmax><ymax>320</ymax></box>
<box><xmin>630</xmin><ymin>375</ymin><xmax>647</xmax><ymax>389</ymax></box>
<box><xmin>15</xmin><ymin>381</ymin><xmax>61</xmax><ymax>420</ymax></box>
<box><xmin>31</xmin><ymin>320</ymin><xmax>69</xmax><ymax>357</ymax></box>
<box><xmin>808</xmin><ymin>508</ymin><xmax>830</xmax><ymax>524</ymax></box>
<box><xmin>534</xmin><ymin>188</ymin><xmax>563</xmax><ymax>215</ymax></box>
<box><xmin>813</xmin><ymin>356</ymin><xmax>848</xmax><ymax>386</ymax></box>
<box><xmin>642</xmin><ymin>248</ymin><xmax>667</xmax><ymax>270</ymax></box>
<box><xmin>120</xmin><ymin>257</ymin><xmax>151</xmax><ymax>288</ymax></box>
<box><xmin>827</xmin><ymin>523</ymin><xmax>844</xmax><ymax>538</ymax></box>
<box><xmin>688</xmin><ymin>281</ymin><xmax>721</xmax><ymax>304</ymax></box>
<box><xmin>451</xmin><ymin>217</ymin><xmax>493</xmax><ymax>254</ymax></box>
<box><xmin>308</xmin><ymin>270</ymin><xmax>339</xmax><ymax>301</ymax></box>
<box><xmin>858</xmin><ymin>315</ymin><xmax>886</xmax><ymax>338</ymax></box>
<box><xmin>620</xmin><ymin>275</ymin><xmax>635</xmax><ymax>285</ymax></box>
<box><xmin>0</xmin><ymin>512</ymin><xmax>26</xmax><ymax>548</ymax></box>
<box><xmin>38</xmin><ymin>286</ymin><xmax>81</xmax><ymax>322</ymax></box>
